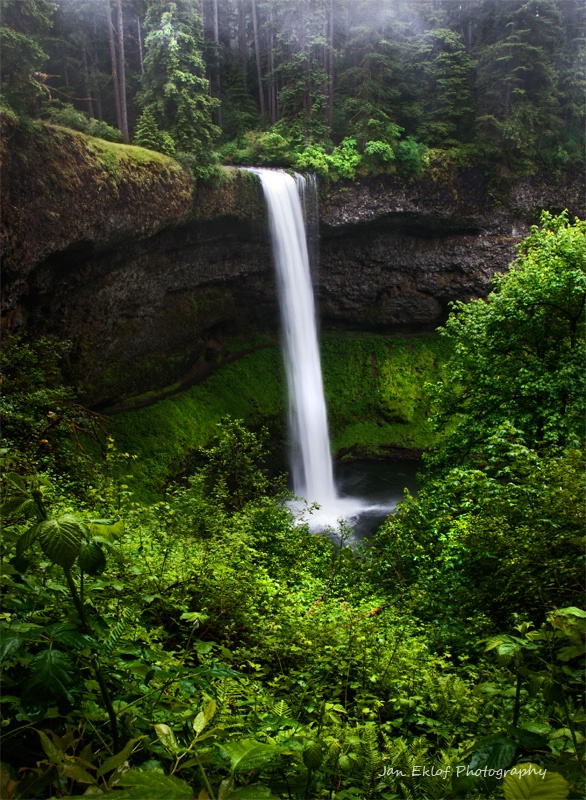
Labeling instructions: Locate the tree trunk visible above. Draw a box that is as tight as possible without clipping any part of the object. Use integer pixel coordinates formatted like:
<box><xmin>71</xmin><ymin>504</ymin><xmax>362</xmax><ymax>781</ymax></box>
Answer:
<box><xmin>81</xmin><ymin>45</ymin><xmax>95</xmax><ymax>118</ymax></box>
<box><xmin>326</xmin><ymin>0</ymin><xmax>334</xmax><ymax>129</ymax></box>
<box><xmin>105</xmin><ymin>0</ymin><xmax>122</xmax><ymax>134</ymax></box>
<box><xmin>268</xmin><ymin>6</ymin><xmax>276</xmax><ymax>124</ymax></box>
<box><xmin>212</xmin><ymin>0</ymin><xmax>222</xmax><ymax>127</ymax></box>
<box><xmin>251</xmin><ymin>0</ymin><xmax>266</xmax><ymax>123</ymax></box>
<box><xmin>137</xmin><ymin>16</ymin><xmax>144</xmax><ymax>74</ymax></box>
<box><xmin>238</xmin><ymin>0</ymin><xmax>248</xmax><ymax>76</ymax></box>
<box><xmin>92</xmin><ymin>9</ymin><xmax>103</xmax><ymax>121</ymax></box>
<box><xmin>115</xmin><ymin>0</ymin><xmax>129</xmax><ymax>142</ymax></box>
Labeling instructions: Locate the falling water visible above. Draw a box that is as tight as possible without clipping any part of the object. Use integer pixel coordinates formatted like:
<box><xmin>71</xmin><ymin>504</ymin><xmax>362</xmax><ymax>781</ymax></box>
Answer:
<box><xmin>253</xmin><ymin>168</ymin><xmax>336</xmax><ymax>508</ymax></box>
<box><xmin>251</xmin><ymin>168</ymin><xmax>408</xmax><ymax>533</ymax></box>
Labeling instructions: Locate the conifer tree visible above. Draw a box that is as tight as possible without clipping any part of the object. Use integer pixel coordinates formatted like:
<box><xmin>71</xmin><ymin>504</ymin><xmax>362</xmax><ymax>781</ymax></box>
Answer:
<box><xmin>133</xmin><ymin>105</ymin><xmax>176</xmax><ymax>155</ymax></box>
<box><xmin>137</xmin><ymin>0</ymin><xmax>220</xmax><ymax>170</ymax></box>
<box><xmin>0</xmin><ymin>0</ymin><xmax>55</xmax><ymax>114</ymax></box>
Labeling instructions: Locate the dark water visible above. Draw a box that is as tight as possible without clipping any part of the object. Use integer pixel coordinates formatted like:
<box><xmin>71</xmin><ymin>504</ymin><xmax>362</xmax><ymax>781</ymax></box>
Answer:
<box><xmin>334</xmin><ymin>459</ymin><xmax>420</xmax><ymax>539</ymax></box>
<box><xmin>291</xmin><ymin>459</ymin><xmax>420</xmax><ymax>539</ymax></box>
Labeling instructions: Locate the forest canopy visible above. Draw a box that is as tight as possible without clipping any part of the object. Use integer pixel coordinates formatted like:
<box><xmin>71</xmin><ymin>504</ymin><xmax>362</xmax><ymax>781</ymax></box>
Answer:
<box><xmin>1</xmin><ymin>0</ymin><xmax>584</xmax><ymax>178</ymax></box>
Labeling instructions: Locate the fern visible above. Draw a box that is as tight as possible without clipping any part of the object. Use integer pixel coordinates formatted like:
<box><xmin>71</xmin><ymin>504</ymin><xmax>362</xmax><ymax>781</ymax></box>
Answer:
<box><xmin>272</xmin><ymin>699</ymin><xmax>290</xmax><ymax>718</ymax></box>
<box><xmin>359</xmin><ymin>721</ymin><xmax>381</xmax><ymax>793</ymax></box>
<box><xmin>102</xmin><ymin>607</ymin><xmax>135</xmax><ymax>657</ymax></box>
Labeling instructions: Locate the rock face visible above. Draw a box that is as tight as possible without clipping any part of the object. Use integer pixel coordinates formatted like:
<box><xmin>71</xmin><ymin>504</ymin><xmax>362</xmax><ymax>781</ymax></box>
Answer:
<box><xmin>2</xmin><ymin>114</ymin><xmax>583</xmax><ymax>405</ymax></box>
<box><xmin>317</xmin><ymin>169</ymin><xmax>583</xmax><ymax>330</ymax></box>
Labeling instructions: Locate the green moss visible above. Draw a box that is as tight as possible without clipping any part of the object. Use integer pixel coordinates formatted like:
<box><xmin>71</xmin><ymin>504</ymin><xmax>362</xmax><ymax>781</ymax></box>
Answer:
<box><xmin>47</xmin><ymin>124</ymin><xmax>186</xmax><ymax>172</ymax></box>
<box><xmin>109</xmin><ymin>347</ymin><xmax>286</xmax><ymax>495</ymax></box>
<box><xmin>322</xmin><ymin>332</ymin><xmax>450</xmax><ymax>457</ymax></box>
<box><xmin>109</xmin><ymin>332</ymin><xmax>449</xmax><ymax>497</ymax></box>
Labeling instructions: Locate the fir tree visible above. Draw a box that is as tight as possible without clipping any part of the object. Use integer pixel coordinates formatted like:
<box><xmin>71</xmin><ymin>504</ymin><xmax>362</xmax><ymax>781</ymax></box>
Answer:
<box><xmin>133</xmin><ymin>105</ymin><xmax>176</xmax><ymax>156</ymax></box>
<box><xmin>137</xmin><ymin>1</ymin><xmax>220</xmax><ymax>171</ymax></box>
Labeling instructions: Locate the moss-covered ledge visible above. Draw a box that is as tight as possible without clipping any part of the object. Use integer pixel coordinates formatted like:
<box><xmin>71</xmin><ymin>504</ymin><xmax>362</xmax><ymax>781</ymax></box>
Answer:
<box><xmin>0</xmin><ymin>111</ymin><xmax>264</xmax><ymax>288</ymax></box>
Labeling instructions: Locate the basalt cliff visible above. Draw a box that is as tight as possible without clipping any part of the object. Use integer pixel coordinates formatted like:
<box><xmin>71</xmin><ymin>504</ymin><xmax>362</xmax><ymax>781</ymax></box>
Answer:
<box><xmin>2</xmin><ymin>113</ymin><xmax>583</xmax><ymax>405</ymax></box>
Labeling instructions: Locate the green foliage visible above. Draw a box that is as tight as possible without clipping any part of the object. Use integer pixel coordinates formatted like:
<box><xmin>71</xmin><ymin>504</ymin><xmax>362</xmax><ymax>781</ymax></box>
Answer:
<box><xmin>0</xmin><ymin>0</ymin><xmax>55</xmax><ymax>114</ymax></box>
<box><xmin>371</xmin><ymin>438</ymin><xmax>585</xmax><ymax>630</ymax></box>
<box><xmin>137</xmin><ymin>1</ymin><xmax>220</xmax><ymax>175</ymax></box>
<box><xmin>195</xmin><ymin>417</ymin><xmax>276</xmax><ymax>512</ymax></box>
<box><xmin>0</xmin><ymin>334</ymin><xmax>107</xmax><ymax>483</ymax></box>
<box><xmin>2</xmin><ymin>410</ymin><xmax>584</xmax><ymax>798</ymax></box>
<box><xmin>292</xmin><ymin>142</ymin><xmax>333</xmax><ymax>177</ymax></box>
<box><xmin>415</xmin><ymin>28</ymin><xmax>476</xmax><ymax>147</ymax></box>
<box><xmin>327</xmin><ymin>137</ymin><xmax>363</xmax><ymax>180</ymax></box>
<box><xmin>475</xmin><ymin>0</ymin><xmax>568</xmax><ymax>169</ymax></box>
<box><xmin>290</xmin><ymin>137</ymin><xmax>364</xmax><ymax>180</ymax></box>
<box><xmin>133</xmin><ymin>106</ymin><xmax>175</xmax><ymax>156</ymax></box>
<box><xmin>503</xmin><ymin>765</ymin><xmax>569</xmax><ymax>800</ymax></box>
<box><xmin>395</xmin><ymin>136</ymin><xmax>429</xmax><ymax>176</ymax></box>
<box><xmin>42</xmin><ymin>101</ymin><xmax>123</xmax><ymax>142</ymax></box>
<box><xmin>428</xmin><ymin>211</ymin><xmax>586</xmax><ymax>470</ymax></box>
<box><xmin>220</xmin><ymin>128</ymin><xmax>294</xmax><ymax>167</ymax></box>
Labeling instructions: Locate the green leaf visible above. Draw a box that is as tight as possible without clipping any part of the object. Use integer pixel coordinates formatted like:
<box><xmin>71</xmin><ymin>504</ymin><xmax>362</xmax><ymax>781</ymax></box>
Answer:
<box><xmin>60</xmin><ymin>761</ymin><xmax>96</xmax><ymax>783</ymax></box>
<box><xmin>114</xmin><ymin>768</ymin><xmax>194</xmax><ymax>799</ymax></box>
<box><xmin>0</xmin><ymin>628</ymin><xmax>23</xmax><ymax>664</ymax></box>
<box><xmin>193</xmin><ymin>699</ymin><xmax>216</xmax><ymax>735</ymax></box>
<box><xmin>88</xmin><ymin>518</ymin><xmax>124</xmax><ymax>541</ymax></box>
<box><xmin>469</xmin><ymin>736</ymin><xmax>516</xmax><ymax>772</ymax></box>
<box><xmin>4</xmin><ymin>472</ymin><xmax>29</xmax><ymax>493</ymax></box>
<box><xmin>557</xmin><ymin>607</ymin><xmax>586</xmax><ymax>618</ymax></box>
<box><xmin>43</xmin><ymin>623</ymin><xmax>95</xmax><ymax>650</ymax></box>
<box><xmin>97</xmin><ymin>737</ymin><xmax>145</xmax><ymax>777</ymax></box>
<box><xmin>78</xmin><ymin>541</ymin><xmax>107</xmax><ymax>575</ymax></box>
<box><xmin>154</xmin><ymin>724</ymin><xmax>180</xmax><ymax>754</ymax></box>
<box><xmin>226</xmin><ymin>786</ymin><xmax>279</xmax><ymax>799</ymax></box>
<box><xmin>220</xmin><ymin>739</ymin><xmax>280</xmax><ymax>773</ymax></box>
<box><xmin>38</xmin><ymin>515</ymin><xmax>86</xmax><ymax>569</ymax></box>
<box><xmin>23</xmin><ymin>649</ymin><xmax>79</xmax><ymax>704</ymax></box>
<box><xmin>556</xmin><ymin>645</ymin><xmax>584</xmax><ymax>661</ymax></box>
<box><xmin>508</xmin><ymin>726</ymin><xmax>549</xmax><ymax>751</ymax></box>
<box><xmin>302</xmin><ymin>740</ymin><xmax>323</xmax><ymax>770</ymax></box>
<box><xmin>1</xmin><ymin>496</ymin><xmax>37</xmax><ymax>519</ymax></box>
<box><xmin>15</xmin><ymin>523</ymin><xmax>41</xmax><ymax>558</ymax></box>
<box><xmin>37</xmin><ymin>729</ymin><xmax>63</xmax><ymax>764</ymax></box>
<box><xmin>503</xmin><ymin>764</ymin><xmax>569</xmax><ymax>799</ymax></box>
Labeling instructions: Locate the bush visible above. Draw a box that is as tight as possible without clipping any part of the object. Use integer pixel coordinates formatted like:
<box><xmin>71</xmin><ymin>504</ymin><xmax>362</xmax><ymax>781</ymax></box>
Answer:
<box><xmin>395</xmin><ymin>135</ymin><xmax>428</xmax><ymax>175</ymax></box>
<box><xmin>363</xmin><ymin>139</ymin><xmax>395</xmax><ymax>170</ymax></box>
<box><xmin>42</xmin><ymin>101</ymin><xmax>123</xmax><ymax>142</ymax></box>
<box><xmin>328</xmin><ymin>137</ymin><xmax>362</xmax><ymax>180</ymax></box>
<box><xmin>293</xmin><ymin>142</ymin><xmax>332</xmax><ymax>177</ymax></box>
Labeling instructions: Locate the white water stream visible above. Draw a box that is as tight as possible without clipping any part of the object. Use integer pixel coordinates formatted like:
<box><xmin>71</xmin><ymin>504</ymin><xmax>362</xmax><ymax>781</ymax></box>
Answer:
<box><xmin>253</xmin><ymin>168</ymin><xmax>336</xmax><ymax>508</ymax></box>
<box><xmin>253</xmin><ymin>168</ymin><xmax>400</xmax><ymax>531</ymax></box>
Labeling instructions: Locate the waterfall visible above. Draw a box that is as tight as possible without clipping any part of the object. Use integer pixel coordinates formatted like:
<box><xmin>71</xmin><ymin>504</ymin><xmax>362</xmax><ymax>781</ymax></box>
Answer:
<box><xmin>253</xmin><ymin>168</ymin><xmax>336</xmax><ymax>508</ymax></box>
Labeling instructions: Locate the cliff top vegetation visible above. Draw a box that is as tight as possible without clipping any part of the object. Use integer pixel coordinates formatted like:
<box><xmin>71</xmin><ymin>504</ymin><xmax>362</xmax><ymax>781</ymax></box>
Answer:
<box><xmin>1</xmin><ymin>0</ymin><xmax>583</xmax><ymax>181</ymax></box>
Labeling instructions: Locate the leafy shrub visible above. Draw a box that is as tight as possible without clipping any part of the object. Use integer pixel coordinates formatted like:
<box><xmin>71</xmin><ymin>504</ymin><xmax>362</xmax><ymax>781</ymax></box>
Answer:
<box><xmin>427</xmin><ymin>211</ymin><xmax>586</xmax><ymax>471</ymax></box>
<box><xmin>371</xmin><ymin>435</ymin><xmax>585</xmax><ymax>632</ymax></box>
<box><xmin>363</xmin><ymin>139</ymin><xmax>395</xmax><ymax>170</ymax></box>
<box><xmin>328</xmin><ymin>137</ymin><xmax>362</xmax><ymax>180</ymax></box>
<box><xmin>293</xmin><ymin>142</ymin><xmax>332</xmax><ymax>177</ymax></box>
<box><xmin>42</xmin><ymin>101</ymin><xmax>123</xmax><ymax>142</ymax></box>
